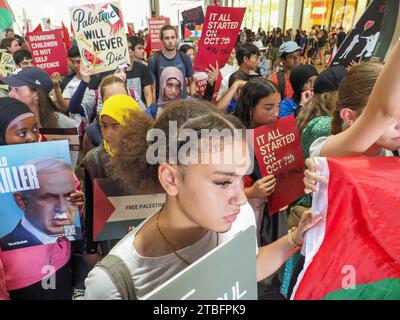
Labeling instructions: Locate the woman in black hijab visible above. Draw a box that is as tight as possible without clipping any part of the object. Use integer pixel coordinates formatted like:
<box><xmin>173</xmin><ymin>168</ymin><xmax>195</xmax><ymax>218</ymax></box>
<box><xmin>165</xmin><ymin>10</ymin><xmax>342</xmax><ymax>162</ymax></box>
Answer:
<box><xmin>0</xmin><ymin>97</ymin><xmax>39</xmax><ymax>145</ymax></box>
<box><xmin>279</xmin><ymin>65</ymin><xmax>318</xmax><ymax>119</ymax></box>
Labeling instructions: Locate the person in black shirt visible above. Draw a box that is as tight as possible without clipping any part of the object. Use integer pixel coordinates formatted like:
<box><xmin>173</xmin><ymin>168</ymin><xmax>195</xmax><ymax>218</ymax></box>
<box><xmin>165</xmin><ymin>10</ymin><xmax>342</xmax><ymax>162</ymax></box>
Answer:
<box><xmin>127</xmin><ymin>36</ymin><xmax>154</xmax><ymax>107</ymax></box>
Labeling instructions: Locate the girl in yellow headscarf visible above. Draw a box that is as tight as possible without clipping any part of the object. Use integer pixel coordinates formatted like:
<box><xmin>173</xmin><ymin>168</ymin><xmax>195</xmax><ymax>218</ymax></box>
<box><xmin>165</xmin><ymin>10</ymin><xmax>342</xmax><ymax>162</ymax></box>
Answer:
<box><xmin>83</xmin><ymin>94</ymin><xmax>142</xmax><ymax>264</ymax></box>
<box><xmin>100</xmin><ymin>94</ymin><xmax>142</xmax><ymax>156</ymax></box>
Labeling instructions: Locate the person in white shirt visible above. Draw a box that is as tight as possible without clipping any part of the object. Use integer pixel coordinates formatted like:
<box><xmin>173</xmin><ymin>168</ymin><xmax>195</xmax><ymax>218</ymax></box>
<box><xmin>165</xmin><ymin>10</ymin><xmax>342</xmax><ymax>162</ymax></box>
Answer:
<box><xmin>217</xmin><ymin>48</ymin><xmax>239</xmax><ymax>101</ymax></box>
<box><xmin>84</xmin><ymin>100</ymin><xmax>320</xmax><ymax>300</ymax></box>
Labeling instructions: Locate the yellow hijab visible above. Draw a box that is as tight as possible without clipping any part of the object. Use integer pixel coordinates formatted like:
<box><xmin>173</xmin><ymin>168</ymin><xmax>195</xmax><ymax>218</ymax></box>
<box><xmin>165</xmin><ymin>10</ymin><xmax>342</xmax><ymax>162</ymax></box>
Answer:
<box><xmin>100</xmin><ymin>94</ymin><xmax>141</xmax><ymax>156</ymax></box>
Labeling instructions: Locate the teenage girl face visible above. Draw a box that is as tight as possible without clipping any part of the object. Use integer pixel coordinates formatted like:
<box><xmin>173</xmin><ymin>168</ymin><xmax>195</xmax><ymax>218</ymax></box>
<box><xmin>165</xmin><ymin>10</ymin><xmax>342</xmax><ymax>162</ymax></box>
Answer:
<box><xmin>228</xmin><ymin>48</ymin><xmax>236</xmax><ymax>65</ymax></box>
<box><xmin>250</xmin><ymin>92</ymin><xmax>281</xmax><ymax>128</ymax></box>
<box><xmin>186</xmin><ymin>48</ymin><xmax>196</xmax><ymax>64</ymax></box>
<box><xmin>168</xmin><ymin>139</ymin><xmax>250</xmax><ymax>233</ymax></box>
<box><xmin>164</xmin><ymin>78</ymin><xmax>181</xmax><ymax>101</ymax></box>
<box><xmin>5</xmin><ymin>114</ymin><xmax>39</xmax><ymax>145</ymax></box>
<box><xmin>342</xmin><ymin>108</ymin><xmax>400</xmax><ymax>151</ymax></box>
<box><xmin>100</xmin><ymin>115</ymin><xmax>120</xmax><ymax>146</ymax></box>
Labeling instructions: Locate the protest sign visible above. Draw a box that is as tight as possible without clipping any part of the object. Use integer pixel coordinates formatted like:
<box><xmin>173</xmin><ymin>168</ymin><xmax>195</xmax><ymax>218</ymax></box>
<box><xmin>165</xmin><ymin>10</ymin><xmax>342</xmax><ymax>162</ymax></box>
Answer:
<box><xmin>0</xmin><ymin>140</ymin><xmax>82</xmax><ymax>252</ymax></box>
<box><xmin>39</xmin><ymin>128</ymin><xmax>79</xmax><ymax>169</ymax></box>
<box><xmin>94</xmin><ymin>178</ymin><xmax>166</xmax><ymax>241</ymax></box>
<box><xmin>0</xmin><ymin>51</ymin><xmax>16</xmax><ymax>77</ymax></box>
<box><xmin>148</xmin><ymin>17</ymin><xmax>171</xmax><ymax>51</ymax></box>
<box><xmin>69</xmin><ymin>1</ymin><xmax>130</xmax><ymax>74</ymax></box>
<box><xmin>42</xmin><ymin>18</ymin><xmax>51</xmax><ymax>31</ymax></box>
<box><xmin>193</xmin><ymin>72</ymin><xmax>208</xmax><ymax>96</ymax></box>
<box><xmin>181</xmin><ymin>6</ymin><xmax>204</xmax><ymax>40</ymax></box>
<box><xmin>144</xmin><ymin>225</ymin><xmax>257</xmax><ymax>300</ymax></box>
<box><xmin>252</xmin><ymin>115</ymin><xmax>305</xmax><ymax>215</ymax></box>
<box><xmin>193</xmin><ymin>6</ymin><xmax>245</xmax><ymax>72</ymax></box>
<box><xmin>330</xmin><ymin>0</ymin><xmax>395</xmax><ymax>67</ymax></box>
<box><xmin>27</xmin><ymin>29</ymin><xmax>68</xmax><ymax>76</ymax></box>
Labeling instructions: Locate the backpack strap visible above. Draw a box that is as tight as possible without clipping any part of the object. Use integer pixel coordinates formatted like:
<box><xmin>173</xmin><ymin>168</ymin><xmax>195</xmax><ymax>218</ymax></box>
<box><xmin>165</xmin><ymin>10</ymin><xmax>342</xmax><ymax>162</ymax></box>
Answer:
<box><xmin>277</xmin><ymin>71</ymin><xmax>286</xmax><ymax>100</ymax></box>
<box><xmin>154</xmin><ymin>52</ymin><xmax>161</xmax><ymax>100</ymax></box>
<box><xmin>96</xmin><ymin>254</ymin><xmax>137</xmax><ymax>300</ymax></box>
<box><xmin>178</xmin><ymin>51</ymin><xmax>190</xmax><ymax>78</ymax></box>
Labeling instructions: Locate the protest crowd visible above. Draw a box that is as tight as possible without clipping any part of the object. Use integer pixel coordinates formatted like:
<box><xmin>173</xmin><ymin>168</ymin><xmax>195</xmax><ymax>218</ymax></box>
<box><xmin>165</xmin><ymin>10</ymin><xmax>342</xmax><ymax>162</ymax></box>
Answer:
<box><xmin>0</xmin><ymin>0</ymin><xmax>399</xmax><ymax>301</ymax></box>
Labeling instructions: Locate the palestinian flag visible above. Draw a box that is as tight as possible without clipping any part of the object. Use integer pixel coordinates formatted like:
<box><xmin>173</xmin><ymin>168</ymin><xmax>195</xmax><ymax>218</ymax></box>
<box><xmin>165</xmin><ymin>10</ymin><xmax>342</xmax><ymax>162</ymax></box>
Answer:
<box><xmin>292</xmin><ymin>157</ymin><xmax>400</xmax><ymax>300</ymax></box>
<box><xmin>100</xmin><ymin>2</ymin><xmax>124</xmax><ymax>36</ymax></box>
<box><xmin>0</xmin><ymin>0</ymin><xmax>14</xmax><ymax>31</ymax></box>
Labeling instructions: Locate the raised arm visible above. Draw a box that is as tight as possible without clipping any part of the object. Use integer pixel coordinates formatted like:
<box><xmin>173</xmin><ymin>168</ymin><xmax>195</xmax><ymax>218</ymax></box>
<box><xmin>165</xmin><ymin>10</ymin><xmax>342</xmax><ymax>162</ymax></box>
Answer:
<box><xmin>320</xmin><ymin>40</ymin><xmax>400</xmax><ymax>157</ymax></box>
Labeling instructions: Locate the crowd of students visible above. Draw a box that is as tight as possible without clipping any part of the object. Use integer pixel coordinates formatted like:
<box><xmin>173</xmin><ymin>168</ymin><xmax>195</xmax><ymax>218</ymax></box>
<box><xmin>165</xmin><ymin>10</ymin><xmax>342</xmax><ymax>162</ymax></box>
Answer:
<box><xmin>0</xmin><ymin>18</ymin><xmax>398</xmax><ymax>301</ymax></box>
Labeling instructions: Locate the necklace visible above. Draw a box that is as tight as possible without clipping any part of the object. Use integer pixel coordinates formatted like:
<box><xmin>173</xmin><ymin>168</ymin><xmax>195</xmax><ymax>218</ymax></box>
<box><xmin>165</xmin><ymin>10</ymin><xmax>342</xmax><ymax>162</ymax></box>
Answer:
<box><xmin>156</xmin><ymin>211</ymin><xmax>219</xmax><ymax>266</ymax></box>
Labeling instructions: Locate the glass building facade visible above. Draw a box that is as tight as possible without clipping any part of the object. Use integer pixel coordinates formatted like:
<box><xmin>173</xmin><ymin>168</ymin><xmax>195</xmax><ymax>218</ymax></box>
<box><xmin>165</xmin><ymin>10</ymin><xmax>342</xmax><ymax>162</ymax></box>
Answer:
<box><xmin>230</xmin><ymin>0</ymin><xmax>371</xmax><ymax>31</ymax></box>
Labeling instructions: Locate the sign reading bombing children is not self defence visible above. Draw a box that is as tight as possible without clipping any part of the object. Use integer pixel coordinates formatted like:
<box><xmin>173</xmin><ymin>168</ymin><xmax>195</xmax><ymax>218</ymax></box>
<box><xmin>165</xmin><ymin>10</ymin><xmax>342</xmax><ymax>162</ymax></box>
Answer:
<box><xmin>69</xmin><ymin>1</ymin><xmax>129</xmax><ymax>74</ymax></box>
<box><xmin>27</xmin><ymin>30</ymin><xmax>68</xmax><ymax>76</ymax></box>
<box><xmin>253</xmin><ymin>116</ymin><xmax>305</xmax><ymax>215</ymax></box>
<box><xmin>193</xmin><ymin>6</ymin><xmax>245</xmax><ymax>72</ymax></box>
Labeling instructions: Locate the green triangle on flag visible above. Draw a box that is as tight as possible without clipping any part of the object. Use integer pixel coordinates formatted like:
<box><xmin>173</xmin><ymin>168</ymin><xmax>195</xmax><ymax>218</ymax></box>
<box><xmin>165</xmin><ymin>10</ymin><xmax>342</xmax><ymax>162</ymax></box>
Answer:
<box><xmin>0</xmin><ymin>0</ymin><xmax>14</xmax><ymax>31</ymax></box>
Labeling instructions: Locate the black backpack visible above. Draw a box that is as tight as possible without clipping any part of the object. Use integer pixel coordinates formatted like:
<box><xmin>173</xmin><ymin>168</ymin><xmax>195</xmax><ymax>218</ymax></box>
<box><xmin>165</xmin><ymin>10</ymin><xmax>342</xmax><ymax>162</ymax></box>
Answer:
<box><xmin>277</xmin><ymin>71</ymin><xmax>286</xmax><ymax>100</ymax></box>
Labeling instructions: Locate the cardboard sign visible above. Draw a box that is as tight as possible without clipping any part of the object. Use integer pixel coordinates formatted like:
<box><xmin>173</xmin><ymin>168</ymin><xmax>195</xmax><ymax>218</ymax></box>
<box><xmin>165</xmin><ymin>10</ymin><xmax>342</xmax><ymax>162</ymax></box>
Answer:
<box><xmin>253</xmin><ymin>116</ymin><xmax>305</xmax><ymax>215</ymax></box>
<box><xmin>330</xmin><ymin>0</ymin><xmax>387</xmax><ymax>67</ymax></box>
<box><xmin>69</xmin><ymin>1</ymin><xmax>130</xmax><ymax>74</ymax></box>
<box><xmin>27</xmin><ymin>30</ymin><xmax>68</xmax><ymax>76</ymax></box>
<box><xmin>181</xmin><ymin>6</ymin><xmax>204</xmax><ymax>40</ymax></box>
<box><xmin>39</xmin><ymin>128</ymin><xmax>79</xmax><ymax>169</ymax></box>
<box><xmin>94</xmin><ymin>178</ymin><xmax>166</xmax><ymax>241</ymax></box>
<box><xmin>0</xmin><ymin>141</ymin><xmax>82</xmax><ymax>252</ymax></box>
<box><xmin>193</xmin><ymin>72</ymin><xmax>208</xmax><ymax>96</ymax></box>
<box><xmin>193</xmin><ymin>6</ymin><xmax>245</xmax><ymax>72</ymax></box>
<box><xmin>144</xmin><ymin>225</ymin><xmax>257</xmax><ymax>300</ymax></box>
<box><xmin>0</xmin><ymin>51</ymin><xmax>16</xmax><ymax>77</ymax></box>
<box><xmin>148</xmin><ymin>17</ymin><xmax>171</xmax><ymax>51</ymax></box>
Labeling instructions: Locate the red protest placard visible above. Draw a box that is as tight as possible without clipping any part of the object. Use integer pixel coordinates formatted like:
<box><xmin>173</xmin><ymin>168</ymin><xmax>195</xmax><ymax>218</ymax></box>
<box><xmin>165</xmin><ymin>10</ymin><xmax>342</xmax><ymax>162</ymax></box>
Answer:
<box><xmin>149</xmin><ymin>17</ymin><xmax>171</xmax><ymax>51</ymax></box>
<box><xmin>252</xmin><ymin>115</ymin><xmax>305</xmax><ymax>215</ymax></box>
<box><xmin>27</xmin><ymin>29</ymin><xmax>68</xmax><ymax>76</ymax></box>
<box><xmin>193</xmin><ymin>72</ymin><xmax>208</xmax><ymax>96</ymax></box>
<box><xmin>193</xmin><ymin>6</ymin><xmax>245</xmax><ymax>72</ymax></box>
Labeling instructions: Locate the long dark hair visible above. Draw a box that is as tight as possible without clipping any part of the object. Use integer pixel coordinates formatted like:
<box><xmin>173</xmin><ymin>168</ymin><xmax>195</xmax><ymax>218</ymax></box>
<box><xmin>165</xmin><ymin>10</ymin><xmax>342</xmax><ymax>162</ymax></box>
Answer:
<box><xmin>37</xmin><ymin>89</ymin><xmax>58</xmax><ymax>128</ymax></box>
<box><xmin>234</xmin><ymin>79</ymin><xmax>278</xmax><ymax>128</ymax></box>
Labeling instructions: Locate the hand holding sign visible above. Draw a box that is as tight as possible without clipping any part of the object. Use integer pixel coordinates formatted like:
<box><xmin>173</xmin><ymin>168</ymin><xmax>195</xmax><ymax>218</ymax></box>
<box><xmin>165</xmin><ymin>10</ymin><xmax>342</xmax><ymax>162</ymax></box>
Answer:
<box><xmin>51</xmin><ymin>72</ymin><xmax>62</xmax><ymax>88</ymax></box>
<box><xmin>80</xmin><ymin>63</ymin><xmax>96</xmax><ymax>83</ymax></box>
<box><xmin>246</xmin><ymin>175</ymin><xmax>277</xmax><ymax>199</ymax></box>
<box><xmin>205</xmin><ymin>62</ymin><xmax>219</xmax><ymax>86</ymax></box>
<box><xmin>253</xmin><ymin>116</ymin><xmax>305</xmax><ymax>215</ymax></box>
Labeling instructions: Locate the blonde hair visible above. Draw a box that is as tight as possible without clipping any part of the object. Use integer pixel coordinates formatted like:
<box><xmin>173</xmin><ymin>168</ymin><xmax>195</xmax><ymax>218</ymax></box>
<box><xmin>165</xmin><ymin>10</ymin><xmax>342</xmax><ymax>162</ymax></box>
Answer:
<box><xmin>331</xmin><ymin>62</ymin><xmax>383</xmax><ymax>135</ymax></box>
<box><xmin>99</xmin><ymin>75</ymin><xmax>128</xmax><ymax>101</ymax></box>
<box><xmin>296</xmin><ymin>91</ymin><xmax>338</xmax><ymax>133</ymax></box>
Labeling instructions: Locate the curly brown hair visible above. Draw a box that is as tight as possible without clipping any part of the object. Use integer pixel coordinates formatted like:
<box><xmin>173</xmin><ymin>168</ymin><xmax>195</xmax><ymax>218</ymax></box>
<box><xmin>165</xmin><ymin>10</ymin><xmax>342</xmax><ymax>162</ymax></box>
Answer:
<box><xmin>109</xmin><ymin>100</ymin><xmax>246</xmax><ymax>193</ymax></box>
